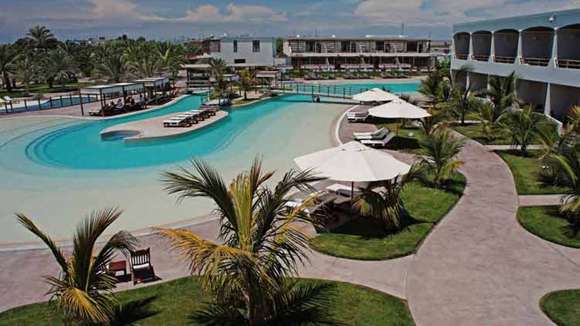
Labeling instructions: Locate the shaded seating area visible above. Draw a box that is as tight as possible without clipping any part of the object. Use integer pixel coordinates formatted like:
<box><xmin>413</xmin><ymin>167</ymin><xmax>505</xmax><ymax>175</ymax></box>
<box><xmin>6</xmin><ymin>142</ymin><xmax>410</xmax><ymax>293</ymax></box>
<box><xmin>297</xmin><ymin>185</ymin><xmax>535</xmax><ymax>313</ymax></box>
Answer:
<box><xmin>135</xmin><ymin>77</ymin><xmax>172</xmax><ymax>105</ymax></box>
<box><xmin>82</xmin><ymin>82</ymin><xmax>146</xmax><ymax>117</ymax></box>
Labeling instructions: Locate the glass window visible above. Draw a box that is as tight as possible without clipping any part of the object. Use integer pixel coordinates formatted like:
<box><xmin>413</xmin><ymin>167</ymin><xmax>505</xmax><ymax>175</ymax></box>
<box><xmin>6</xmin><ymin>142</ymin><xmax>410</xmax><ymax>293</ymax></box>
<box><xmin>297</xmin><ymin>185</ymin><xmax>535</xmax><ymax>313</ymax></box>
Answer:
<box><xmin>233</xmin><ymin>40</ymin><xmax>238</xmax><ymax>53</ymax></box>
<box><xmin>252</xmin><ymin>40</ymin><xmax>260</xmax><ymax>52</ymax></box>
<box><xmin>234</xmin><ymin>58</ymin><xmax>246</xmax><ymax>64</ymax></box>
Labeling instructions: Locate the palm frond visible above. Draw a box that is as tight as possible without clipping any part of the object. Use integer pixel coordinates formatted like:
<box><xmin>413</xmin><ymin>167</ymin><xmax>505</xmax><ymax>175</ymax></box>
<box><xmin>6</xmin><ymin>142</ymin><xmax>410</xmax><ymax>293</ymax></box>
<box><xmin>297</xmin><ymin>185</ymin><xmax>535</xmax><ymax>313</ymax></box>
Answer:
<box><xmin>15</xmin><ymin>214</ymin><xmax>67</xmax><ymax>270</ymax></box>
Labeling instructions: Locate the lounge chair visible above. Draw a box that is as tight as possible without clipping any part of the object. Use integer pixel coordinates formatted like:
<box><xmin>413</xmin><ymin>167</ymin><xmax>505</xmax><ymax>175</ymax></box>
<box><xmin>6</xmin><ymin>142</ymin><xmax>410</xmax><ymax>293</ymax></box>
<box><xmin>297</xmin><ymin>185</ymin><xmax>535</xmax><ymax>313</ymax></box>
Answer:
<box><xmin>360</xmin><ymin>133</ymin><xmax>395</xmax><ymax>148</ymax></box>
<box><xmin>163</xmin><ymin>116</ymin><xmax>190</xmax><ymax>127</ymax></box>
<box><xmin>3</xmin><ymin>96</ymin><xmax>13</xmax><ymax>103</ymax></box>
<box><xmin>130</xmin><ymin>248</ymin><xmax>156</xmax><ymax>285</ymax></box>
<box><xmin>353</xmin><ymin>127</ymin><xmax>389</xmax><ymax>140</ymax></box>
<box><xmin>326</xmin><ymin>183</ymin><xmax>363</xmax><ymax>197</ymax></box>
<box><xmin>347</xmin><ymin>111</ymin><xmax>369</xmax><ymax>122</ymax></box>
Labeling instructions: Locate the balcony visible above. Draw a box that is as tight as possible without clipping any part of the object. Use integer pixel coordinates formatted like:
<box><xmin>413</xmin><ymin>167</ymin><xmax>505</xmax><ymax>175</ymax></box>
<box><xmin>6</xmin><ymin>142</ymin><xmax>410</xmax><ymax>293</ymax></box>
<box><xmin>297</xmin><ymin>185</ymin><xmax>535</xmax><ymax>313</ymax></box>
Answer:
<box><xmin>472</xmin><ymin>31</ymin><xmax>492</xmax><ymax>62</ymax></box>
<box><xmin>456</xmin><ymin>53</ymin><xmax>468</xmax><ymax>60</ymax></box>
<box><xmin>521</xmin><ymin>57</ymin><xmax>550</xmax><ymax>66</ymax></box>
<box><xmin>494</xmin><ymin>29</ymin><xmax>518</xmax><ymax>65</ymax></box>
<box><xmin>453</xmin><ymin>32</ymin><xmax>470</xmax><ymax>61</ymax></box>
<box><xmin>472</xmin><ymin>54</ymin><xmax>490</xmax><ymax>61</ymax></box>
<box><xmin>494</xmin><ymin>56</ymin><xmax>516</xmax><ymax>64</ymax></box>
<box><xmin>521</xmin><ymin>27</ymin><xmax>554</xmax><ymax>67</ymax></box>
<box><xmin>557</xmin><ymin>24</ymin><xmax>580</xmax><ymax>69</ymax></box>
<box><xmin>558</xmin><ymin>58</ymin><xmax>580</xmax><ymax>69</ymax></box>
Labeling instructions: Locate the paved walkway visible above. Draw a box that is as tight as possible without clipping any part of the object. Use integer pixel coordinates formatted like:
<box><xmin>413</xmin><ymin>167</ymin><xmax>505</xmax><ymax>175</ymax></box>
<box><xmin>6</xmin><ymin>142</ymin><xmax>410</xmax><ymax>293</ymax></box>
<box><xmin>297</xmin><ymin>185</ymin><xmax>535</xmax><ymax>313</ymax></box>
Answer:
<box><xmin>519</xmin><ymin>195</ymin><xmax>567</xmax><ymax>207</ymax></box>
<box><xmin>485</xmin><ymin>144</ymin><xmax>543</xmax><ymax>151</ymax></box>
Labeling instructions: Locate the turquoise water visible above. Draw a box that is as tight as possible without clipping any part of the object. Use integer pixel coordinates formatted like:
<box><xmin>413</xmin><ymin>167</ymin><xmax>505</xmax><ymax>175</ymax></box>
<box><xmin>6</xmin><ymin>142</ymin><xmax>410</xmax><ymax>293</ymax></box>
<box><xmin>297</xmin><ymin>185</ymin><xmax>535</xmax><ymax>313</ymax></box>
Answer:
<box><xmin>0</xmin><ymin>82</ymin><xmax>418</xmax><ymax>242</ymax></box>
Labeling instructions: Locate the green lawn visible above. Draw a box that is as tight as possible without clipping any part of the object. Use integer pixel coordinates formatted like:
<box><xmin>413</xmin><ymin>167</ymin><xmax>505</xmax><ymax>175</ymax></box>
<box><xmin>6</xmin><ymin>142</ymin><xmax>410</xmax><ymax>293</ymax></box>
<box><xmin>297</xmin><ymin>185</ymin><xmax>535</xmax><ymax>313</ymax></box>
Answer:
<box><xmin>541</xmin><ymin>289</ymin><xmax>580</xmax><ymax>326</ymax></box>
<box><xmin>0</xmin><ymin>277</ymin><xmax>414</xmax><ymax>326</ymax></box>
<box><xmin>309</xmin><ymin>174</ymin><xmax>466</xmax><ymax>260</ymax></box>
<box><xmin>497</xmin><ymin>151</ymin><xmax>571</xmax><ymax>195</ymax></box>
<box><xmin>452</xmin><ymin>124</ymin><xmax>512</xmax><ymax>145</ymax></box>
<box><xmin>376</xmin><ymin>121</ymin><xmax>423</xmax><ymax>153</ymax></box>
<box><xmin>518</xmin><ymin>206</ymin><xmax>580</xmax><ymax>248</ymax></box>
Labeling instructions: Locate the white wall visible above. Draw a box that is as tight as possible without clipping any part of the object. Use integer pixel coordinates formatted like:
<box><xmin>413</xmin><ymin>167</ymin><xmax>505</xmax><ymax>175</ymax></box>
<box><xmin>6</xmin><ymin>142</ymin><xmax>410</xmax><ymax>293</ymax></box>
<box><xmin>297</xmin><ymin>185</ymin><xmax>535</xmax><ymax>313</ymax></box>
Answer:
<box><xmin>212</xmin><ymin>39</ymin><xmax>275</xmax><ymax>67</ymax></box>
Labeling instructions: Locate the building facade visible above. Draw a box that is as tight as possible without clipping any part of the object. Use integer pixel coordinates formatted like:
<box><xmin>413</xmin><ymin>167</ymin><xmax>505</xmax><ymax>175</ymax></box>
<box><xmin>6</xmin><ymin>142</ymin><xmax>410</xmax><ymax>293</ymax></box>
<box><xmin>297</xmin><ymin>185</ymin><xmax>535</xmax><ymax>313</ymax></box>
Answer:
<box><xmin>452</xmin><ymin>9</ymin><xmax>580</xmax><ymax>122</ymax></box>
<box><xmin>283</xmin><ymin>36</ymin><xmax>441</xmax><ymax>70</ymax></box>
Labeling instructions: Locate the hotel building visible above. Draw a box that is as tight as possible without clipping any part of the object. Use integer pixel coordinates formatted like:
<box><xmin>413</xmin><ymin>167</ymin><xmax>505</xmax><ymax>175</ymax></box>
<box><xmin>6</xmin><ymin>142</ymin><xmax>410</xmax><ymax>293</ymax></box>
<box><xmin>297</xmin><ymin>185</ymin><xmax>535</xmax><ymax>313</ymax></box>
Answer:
<box><xmin>282</xmin><ymin>36</ymin><xmax>442</xmax><ymax>71</ymax></box>
<box><xmin>452</xmin><ymin>9</ymin><xmax>580</xmax><ymax>122</ymax></box>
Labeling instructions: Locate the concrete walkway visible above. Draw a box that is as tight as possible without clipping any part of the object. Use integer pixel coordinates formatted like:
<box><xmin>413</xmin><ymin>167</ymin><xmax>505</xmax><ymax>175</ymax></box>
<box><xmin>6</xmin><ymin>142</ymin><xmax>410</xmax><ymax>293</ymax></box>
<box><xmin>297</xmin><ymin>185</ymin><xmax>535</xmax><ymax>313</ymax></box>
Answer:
<box><xmin>406</xmin><ymin>138</ymin><xmax>580</xmax><ymax>326</ymax></box>
<box><xmin>485</xmin><ymin>144</ymin><xmax>543</xmax><ymax>151</ymax></box>
<box><xmin>519</xmin><ymin>195</ymin><xmax>567</xmax><ymax>207</ymax></box>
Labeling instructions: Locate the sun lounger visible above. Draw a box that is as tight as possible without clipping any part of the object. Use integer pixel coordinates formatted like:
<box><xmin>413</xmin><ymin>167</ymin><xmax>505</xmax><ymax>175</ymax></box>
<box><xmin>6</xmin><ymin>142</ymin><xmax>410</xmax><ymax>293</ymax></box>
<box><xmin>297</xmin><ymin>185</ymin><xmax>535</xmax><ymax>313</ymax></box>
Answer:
<box><xmin>163</xmin><ymin>116</ymin><xmax>190</xmax><ymax>127</ymax></box>
<box><xmin>360</xmin><ymin>133</ymin><xmax>395</xmax><ymax>148</ymax></box>
<box><xmin>326</xmin><ymin>183</ymin><xmax>363</xmax><ymax>197</ymax></box>
<box><xmin>347</xmin><ymin>111</ymin><xmax>369</xmax><ymax>122</ymax></box>
<box><xmin>353</xmin><ymin>127</ymin><xmax>389</xmax><ymax>140</ymax></box>
<box><xmin>130</xmin><ymin>248</ymin><xmax>156</xmax><ymax>285</ymax></box>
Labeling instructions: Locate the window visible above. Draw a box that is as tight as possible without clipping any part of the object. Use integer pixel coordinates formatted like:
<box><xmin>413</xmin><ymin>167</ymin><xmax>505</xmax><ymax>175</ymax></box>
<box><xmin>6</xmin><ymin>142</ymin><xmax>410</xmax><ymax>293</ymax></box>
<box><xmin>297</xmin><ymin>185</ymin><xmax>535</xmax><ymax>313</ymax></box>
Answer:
<box><xmin>233</xmin><ymin>40</ymin><xmax>238</xmax><ymax>53</ymax></box>
<box><xmin>376</xmin><ymin>41</ymin><xmax>385</xmax><ymax>52</ymax></box>
<box><xmin>252</xmin><ymin>40</ymin><xmax>260</xmax><ymax>52</ymax></box>
<box><xmin>234</xmin><ymin>59</ymin><xmax>246</xmax><ymax>64</ymax></box>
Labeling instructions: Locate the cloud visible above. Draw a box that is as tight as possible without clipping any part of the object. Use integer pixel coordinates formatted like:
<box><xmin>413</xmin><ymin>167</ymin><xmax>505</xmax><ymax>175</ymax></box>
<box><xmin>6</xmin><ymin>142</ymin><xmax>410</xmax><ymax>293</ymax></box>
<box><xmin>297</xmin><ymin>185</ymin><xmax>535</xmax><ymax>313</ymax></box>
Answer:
<box><xmin>179</xmin><ymin>3</ymin><xmax>288</xmax><ymax>23</ymax></box>
<box><xmin>354</xmin><ymin>0</ymin><xmax>580</xmax><ymax>26</ymax></box>
<box><xmin>87</xmin><ymin>0</ymin><xmax>164</xmax><ymax>21</ymax></box>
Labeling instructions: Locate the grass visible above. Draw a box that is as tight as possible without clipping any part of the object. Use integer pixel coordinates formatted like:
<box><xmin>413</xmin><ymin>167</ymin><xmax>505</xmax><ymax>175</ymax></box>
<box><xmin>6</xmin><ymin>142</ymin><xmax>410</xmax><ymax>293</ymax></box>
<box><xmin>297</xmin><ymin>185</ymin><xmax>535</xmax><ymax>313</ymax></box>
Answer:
<box><xmin>518</xmin><ymin>206</ymin><xmax>580</xmax><ymax>248</ymax></box>
<box><xmin>541</xmin><ymin>289</ymin><xmax>580</xmax><ymax>326</ymax></box>
<box><xmin>497</xmin><ymin>151</ymin><xmax>571</xmax><ymax>195</ymax></box>
<box><xmin>376</xmin><ymin>121</ymin><xmax>424</xmax><ymax>153</ymax></box>
<box><xmin>309</xmin><ymin>173</ymin><xmax>466</xmax><ymax>260</ymax></box>
<box><xmin>0</xmin><ymin>277</ymin><xmax>415</xmax><ymax>326</ymax></box>
<box><xmin>452</xmin><ymin>124</ymin><xmax>512</xmax><ymax>145</ymax></box>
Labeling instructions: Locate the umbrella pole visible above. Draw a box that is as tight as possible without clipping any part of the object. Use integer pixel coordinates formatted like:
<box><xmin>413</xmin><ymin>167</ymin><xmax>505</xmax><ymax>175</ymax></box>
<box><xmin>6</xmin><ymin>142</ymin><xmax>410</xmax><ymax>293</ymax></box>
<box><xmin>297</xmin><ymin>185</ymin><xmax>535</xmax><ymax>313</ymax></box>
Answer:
<box><xmin>350</xmin><ymin>182</ymin><xmax>354</xmax><ymax>204</ymax></box>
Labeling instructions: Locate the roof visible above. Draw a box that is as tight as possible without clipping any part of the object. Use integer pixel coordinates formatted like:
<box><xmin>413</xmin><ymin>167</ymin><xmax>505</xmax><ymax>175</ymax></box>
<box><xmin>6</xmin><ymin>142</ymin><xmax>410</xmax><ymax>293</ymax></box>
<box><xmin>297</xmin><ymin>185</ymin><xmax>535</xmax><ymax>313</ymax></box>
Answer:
<box><xmin>81</xmin><ymin>82</ymin><xmax>144</xmax><ymax>95</ymax></box>
<box><xmin>134</xmin><ymin>77</ymin><xmax>169</xmax><ymax>87</ymax></box>
<box><xmin>203</xmin><ymin>36</ymin><xmax>275</xmax><ymax>42</ymax></box>
<box><xmin>286</xmin><ymin>35</ymin><xmax>431</xmax><ymax>42</ymax></box>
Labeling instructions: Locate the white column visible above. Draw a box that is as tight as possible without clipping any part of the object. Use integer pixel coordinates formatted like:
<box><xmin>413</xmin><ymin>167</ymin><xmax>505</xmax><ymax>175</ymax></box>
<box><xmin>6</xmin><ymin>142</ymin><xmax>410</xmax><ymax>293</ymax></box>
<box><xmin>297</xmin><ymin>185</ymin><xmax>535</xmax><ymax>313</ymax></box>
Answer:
<box><xmin>468</xmin><ymin>32</ymin><xmax>474</xmax><ymax>60</ymax></box>
<box><xmin>516</xmin><ymin>30</ymin><xmax>523</xmax><ymax>65</ymax></box>
<box><xmin>550</xmin><ymin>29</ymin><xmax>559</xmax><ymax>68</ymax></box>
<box><xmin>544</xmin><ymin>83</ymin><xmax>552</xmax><ymax>116</ymax></box>
<box><xmin>488</xmin><ymin>32</ymin><xmax>495</xmax><ymax>63</ymax></box>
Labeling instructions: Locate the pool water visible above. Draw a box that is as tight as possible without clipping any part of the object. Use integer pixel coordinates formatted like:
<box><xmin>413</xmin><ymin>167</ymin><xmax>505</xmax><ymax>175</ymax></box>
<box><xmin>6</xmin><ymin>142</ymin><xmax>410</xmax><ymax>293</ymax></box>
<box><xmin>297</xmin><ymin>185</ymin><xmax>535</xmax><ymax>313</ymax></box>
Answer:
<box><xmin>0</xmin><ymin>82</ymin><xmax>419</xmax><ymax>243</ymax></box>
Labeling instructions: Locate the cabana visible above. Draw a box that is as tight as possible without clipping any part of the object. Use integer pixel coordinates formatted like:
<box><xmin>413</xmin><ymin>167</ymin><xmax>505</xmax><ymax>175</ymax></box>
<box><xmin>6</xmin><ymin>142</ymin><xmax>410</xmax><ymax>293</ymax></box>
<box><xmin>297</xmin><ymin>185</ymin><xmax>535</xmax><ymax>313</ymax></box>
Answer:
<box><xmin>80</xmin><ymin>82</ymin><xmax>145</xmax><ymax>116</ymax></box>
<box><xmin>134</xmin><ymin>77</ymin><xmax>171</xmax><ymax>100</ymax></box>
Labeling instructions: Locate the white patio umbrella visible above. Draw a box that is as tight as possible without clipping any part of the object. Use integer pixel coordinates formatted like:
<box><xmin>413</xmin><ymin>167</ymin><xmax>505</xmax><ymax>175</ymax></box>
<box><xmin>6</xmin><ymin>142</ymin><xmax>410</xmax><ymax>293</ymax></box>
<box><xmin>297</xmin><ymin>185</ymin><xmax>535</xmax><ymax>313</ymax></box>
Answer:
<box><xmin>368</xmin><ymin>99</ymin><xmax>431</xmax><ymax>119</ymax></box>
<box><xmin>352</xmin><ymin>88</ymin><xmax>399</xmax><ymax>103</ymax></box>
<box><xmin>294</xmin><ymin>141</ymin><xmax>411</xmax><ymax>201</ymax></box>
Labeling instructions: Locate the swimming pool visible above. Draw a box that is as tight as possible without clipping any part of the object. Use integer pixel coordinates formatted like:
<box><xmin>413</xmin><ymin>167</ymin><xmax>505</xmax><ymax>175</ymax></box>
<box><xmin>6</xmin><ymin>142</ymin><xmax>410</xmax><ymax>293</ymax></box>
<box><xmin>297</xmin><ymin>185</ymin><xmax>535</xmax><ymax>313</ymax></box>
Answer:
<box><xmin>0</xmin><ymin>81</ymin><xmax>419</xmax><ymax>243</ymax></box>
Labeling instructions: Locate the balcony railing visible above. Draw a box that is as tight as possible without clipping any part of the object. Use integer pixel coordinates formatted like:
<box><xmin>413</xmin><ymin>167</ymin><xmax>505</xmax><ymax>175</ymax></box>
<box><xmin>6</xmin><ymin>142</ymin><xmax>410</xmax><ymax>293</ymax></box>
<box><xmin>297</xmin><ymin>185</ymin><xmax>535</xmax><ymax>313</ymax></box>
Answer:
<box><xmin>472</xmin><ymin>54</ymin><xmax>490</xmax><ymax>61</ymax></box>
<box><xmin>455</xmin><ymin>53</ymin><xmax>468</xmax><ymax>60</ymax></box>
<box><xmin>494</xmin><ymin>56</ymin><xmax>516</xmax><ymax>64</ymax></box>
<box><xmin>557</xmin><ymin>58</ymin><xmax>580</xmax><ymax>69</ymax></box>
<box><xmin>521</xmin><ymin>57</ymin><xmax>550</xmax><ymax>66</ymax></box>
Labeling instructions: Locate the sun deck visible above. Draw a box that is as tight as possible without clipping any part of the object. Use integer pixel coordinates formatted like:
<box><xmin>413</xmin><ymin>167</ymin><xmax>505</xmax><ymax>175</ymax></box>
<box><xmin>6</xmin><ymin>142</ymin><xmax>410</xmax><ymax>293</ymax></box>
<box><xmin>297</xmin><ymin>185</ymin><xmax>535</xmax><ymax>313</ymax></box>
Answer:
<box><xmin>100</xmin><ymin>110</ymin><xmax>228</xmax><ymax>143</ymax></box>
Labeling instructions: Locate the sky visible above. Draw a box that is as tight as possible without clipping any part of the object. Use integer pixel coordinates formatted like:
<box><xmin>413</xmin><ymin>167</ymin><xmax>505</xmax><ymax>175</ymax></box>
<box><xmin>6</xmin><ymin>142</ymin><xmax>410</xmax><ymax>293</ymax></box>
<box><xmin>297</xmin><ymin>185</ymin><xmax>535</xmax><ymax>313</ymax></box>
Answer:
<box><xmin>0</xmin><ymin>0</ymin><xmax>579</xmax><ymax>42</ymax></box>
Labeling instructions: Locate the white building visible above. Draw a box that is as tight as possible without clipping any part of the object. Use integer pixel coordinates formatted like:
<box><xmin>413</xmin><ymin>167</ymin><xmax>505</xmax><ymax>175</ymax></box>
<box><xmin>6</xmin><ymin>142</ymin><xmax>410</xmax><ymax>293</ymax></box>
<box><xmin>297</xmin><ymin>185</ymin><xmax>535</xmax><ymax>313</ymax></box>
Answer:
<box><xmin>452</xmin><ymin>9</ymin><xmax>580</xmax><ymax>122</ymax></box>
<box><xmin>187</xmin><ymin>36</ymin><xmax>276</xmax><ymax>68</ymax></box>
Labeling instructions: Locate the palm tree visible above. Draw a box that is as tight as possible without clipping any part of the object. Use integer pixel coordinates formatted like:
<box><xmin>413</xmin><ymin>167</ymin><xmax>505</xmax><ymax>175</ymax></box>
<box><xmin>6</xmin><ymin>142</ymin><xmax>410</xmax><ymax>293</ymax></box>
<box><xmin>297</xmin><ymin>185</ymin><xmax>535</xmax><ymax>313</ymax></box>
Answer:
<box><xmin>486</xmin><ymin>71</ymin><xmax>518</xmax><ymax>122</ymax></box>
<box><xmin>41</xmin><ymin>48</ymin><xmax>74</xmax><ymax>88</ymax></box>
<box><xmin>93</xmin><ymin>43</ymin><xmax>129</xmax><ymax>83</ymax></box>
<box><xmin>497</xmin><ymin>105</ymin><xmax>545</xmax><ymax>155</ymax></box>
<box><xmin>208</xmin><ymin>58</ymin><xmax>229</xmax><ymax>100</ymax></box>
<box><xmin>418</xmin><ymin>127</ymin><xmax>465</xmax><ymax>187</ymax></box>
<box><xmin>419</xmin><ymin>106</ymin><xmax>449</xmax><ymax>136</ymax></box>
<box><xmin>124</xmin><ymin>41</ymin><xmax>161</xmax><ymax>78</ymax></box>
<box><xmin>548</xmin><ymin>144</ymin><xmax>580</xmax><ymax>237</ymax></box>
<box><xmin>0</xmin><ymin>44</ymin><xmax>19</xmax><ymax>91</ymax></box>
<box><xmin>356</xmin><ymin>179</ymin><xmax>405</xmax><ymax>232</ymax></box>
<box><xmin>445</xmin><ymin>85</ymin><xmax>480</xmax><ymax>125</ymax></box>
<box><xmin>14</xmin><ymin>52</ymin><xmax>37</xmax><ymax>95</ymax></box>
<box><xmin>477</xmin><ymin>102</ymin><xmax>495</xmax><ymax>143</ymax></box>
<box><xmin>238</xmin><ymin>69</ymin><xmax>256</xmax><ymax>100</ymax></box>
<box><xmin>157</xmin><ymin>42</ymin><xmax>185</xmax><ymax>79</ymax></box>
<box><xmin>159</xmin><ymin>159</ymin><xmax>340</xmax><ymax>325</ymax></box>
<box><xmin>16</xmin><ymin>208</ymin><xmax>136</xmax><ymax>324</ymax></box>
<box><xmin>26</xmin><ymin>25</ymin><xmax>58</xmax><ymax>50</ymax></box>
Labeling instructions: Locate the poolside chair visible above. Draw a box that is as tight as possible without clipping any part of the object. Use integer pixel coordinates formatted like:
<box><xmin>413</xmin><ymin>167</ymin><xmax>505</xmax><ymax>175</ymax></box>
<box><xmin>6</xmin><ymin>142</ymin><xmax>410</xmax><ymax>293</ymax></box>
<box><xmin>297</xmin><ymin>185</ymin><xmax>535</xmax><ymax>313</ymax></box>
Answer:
<box><xmin>3</xmin><ymin>96</ymin><xmax>13</xmax><ymax>103</ymax></box>
<box><xmin>347</xmin><ymin>111</ymin><xmax>369</xmax><ymax>122</ymax></box>
<box><xmin>360</xmin><ymin>133</ymin><xmax>395</xmax><ymax>148</ymax></box>
<box><xmin>130</xmin><ymin>248</ymin><xmax>156</xmax><ymax>285</ymax></box>
<box><xmin>353</xmin><ymin>127</ymin><xmax>389</xmax><ymax>140</ymax></box>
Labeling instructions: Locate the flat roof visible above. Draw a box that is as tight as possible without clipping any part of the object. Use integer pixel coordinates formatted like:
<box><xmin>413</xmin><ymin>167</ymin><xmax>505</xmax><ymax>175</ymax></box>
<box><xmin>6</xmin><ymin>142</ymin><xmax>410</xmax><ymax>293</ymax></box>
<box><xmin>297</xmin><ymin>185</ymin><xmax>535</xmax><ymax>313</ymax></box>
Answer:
<box><xmin>81</xmin><ymin>82</ymin><xmax>144</xmax><ymax>95</ymax></box>
<box><xmin>453</xmin><ymin>8</ymin><xmax>580</xmax><ymax>33</ymax></box>
<box><xmin>286</xmin><ymin>35</ymin><xmax>430</xmax><ymax>42</ymax></box>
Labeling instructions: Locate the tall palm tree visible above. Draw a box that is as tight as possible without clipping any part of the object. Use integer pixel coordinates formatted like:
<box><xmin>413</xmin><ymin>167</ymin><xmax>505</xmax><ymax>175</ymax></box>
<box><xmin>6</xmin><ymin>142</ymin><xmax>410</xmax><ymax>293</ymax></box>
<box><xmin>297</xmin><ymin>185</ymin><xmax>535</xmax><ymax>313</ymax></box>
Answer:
<box><xmin>41</xmin><ymin>48</ymin><xmax>74</xmax><ymax>88</ymax></box>
<box><xmin>16</xmin><ymin>208</ymin><xmax>136</xmax><ymax>324</ymax></box>
<box><xmin>157</xmin><ymin>42</ymin><xmax>185</xmax><ymax>79</ymax></box>
<box><xmin>418</xmin><ymin>127</ymin><xmax>465</xmax><ymax>187</ymax></box>
<box><xmin>14</xmin><ymin>52</ymin><xmax>37</xmax><ymax>95</ymax></box>
<box><xmin>497</xmin><ymin>105</ymin><xmax>545</xmax><ymax>155</ymax></box>
<box><xmin>124</xmin><ymin>41</ymin><xmax>161</xmax><ymax>78</ymax></box>
<box><xmin>159</xmin><ymin>159</ymin><xmax>340</xmax><ymax>325</ymax></box>
<box><xmin>548</xmin><ymin>143</ymin><xmax>580</xmax><ymax>237</ymax></box>
<box><xmin>238</xmin><ymin>69</ymin><xmax>256</xmax><ymax>100</ymax></box>
<box><xmin>26</xmin><ymin>25</ymin><xmax>58</xmax><ymax>50</ymax></box>
<box><xmin>208</xmin><ymin>58</ymin><xmax>229</xmax><ymax>100</ymax></box>
<box><xmin>93</xmin><ymin>43</ymin><xmax>129</xmax><ymax>83</ymax></box>
<box><xmin>0</xmin><ymin>44</ymin><xmax>19</xmax><ymax>91</ymax></box>
<box><xmin>486</xmin><ymin>71</ymin><xmax>518</xmax><ymax>122</ymax></box>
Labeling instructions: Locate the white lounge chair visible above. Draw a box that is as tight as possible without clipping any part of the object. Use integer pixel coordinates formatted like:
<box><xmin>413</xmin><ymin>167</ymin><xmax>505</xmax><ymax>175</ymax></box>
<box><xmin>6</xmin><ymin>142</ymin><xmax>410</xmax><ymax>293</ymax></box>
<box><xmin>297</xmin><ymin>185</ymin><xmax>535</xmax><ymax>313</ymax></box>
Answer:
<box><xmin>361</xmin><ymin>133</ymin><xmax>395</xmax><ymax>148</ymax></box>
<box><xmin>353</xmin><ymin>127</ymin><xmax>389</xmax><ymax>140</ymax></box>
<box><xmin>325</xmin><ymin>183</ymin><xmax>364</xmax><ymax>197</ymax></box>
<box><xmin>3</xmin><ymin>96</ymin><xmax>12</xmax><ymax>103</ymax></box>
<box><xmin>347</xmin><ymin>111</ymin><xmax>369</xmax><ymax>122</ymax></box>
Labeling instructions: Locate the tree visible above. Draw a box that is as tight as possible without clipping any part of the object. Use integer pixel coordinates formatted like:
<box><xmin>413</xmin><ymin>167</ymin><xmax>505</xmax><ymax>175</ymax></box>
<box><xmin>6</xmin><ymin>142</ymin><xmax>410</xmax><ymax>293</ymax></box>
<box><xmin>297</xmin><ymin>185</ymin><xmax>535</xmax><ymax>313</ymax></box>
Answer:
<box><xmin>208</xmin><ymin>58</ymin><xmax>228</xmax><ymax>99</ymax></box>
<box><xmin>497</xmin><ymin>105</ymin><xmax>545</xmax><ymax>155</ymax></box>
<box><xmin>93</xmin><ymin>42</ymin><xmax>129</xmax><ymax>83</ymax></box>
<box><xmin>14</xmin><ymin>51</ymin><xmax>37</xmax><ymax>95</ymax></box>
<box><xmin>238</xmin><ymin>69</ymin><xmax>256</xmax><ymax>100</ymax></box>
<box><xmin>445</xmin><ymin>85</ymin><xmax>480</xmax><ymax>125</ymax></box>
<box><xmin>548</xmin><ymin>144</ymin><xmax>580</xmax><ymax>237</ymax></box>
<box><xmin>355</xmin><ymin>179</ymin><xmax>405</xmax><ymax>232</ymax></box>
<box><xmin>16</xmin><ymin>208</ymin><xmax>136</xmax><ymax>324</ymax></box>
<box><xmin>41</xmin><ymin>48</ymin><xmax>74</xmax><ymax>88</ymax></box>
<box><xmin>477</xmin><ymin>102</ymin><xmax>495</xmax><ymax>143</ymax></box>
<box><xmin>486</xmin><ymin>71</ymin><xmax>518</xmax><ymax>122</ymax></box>
<box><xmin>159</xmin><ymin>159</ymin><xmax>341</xmax><ymax>325</ymax></box>
<box><xmin>124</xmin><ymin>41</ymin><xmax>161</xmax><ymax>78</ymax></box>
<box><xmin>157</xmin><ymin>42</ymin><xmax>185</xmax><ymax>79</ymax></box>
<box><xmin>419</xmin><ymin>107</ymin><xmax>449</xmax><ymax>136</ymax></box>
<box><xmin>26</xmin><ymin>25</ymin><xmax>58</xmax><ymax>51</ymax></box>
<box><xmin>0</xmin><ymin>44</ymin><xmax>18</xmax><ymax>92</ymax></box>
<box><xmin>418</xmin><ymin>127</ymin><xmax>465</xmax><ymax>187</ymax></box>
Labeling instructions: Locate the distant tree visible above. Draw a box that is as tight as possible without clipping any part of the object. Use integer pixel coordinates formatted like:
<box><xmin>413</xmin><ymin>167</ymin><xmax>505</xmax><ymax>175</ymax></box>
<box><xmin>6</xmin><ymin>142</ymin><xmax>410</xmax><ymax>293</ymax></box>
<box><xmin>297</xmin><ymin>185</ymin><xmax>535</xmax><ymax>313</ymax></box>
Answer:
<box><xmin>0</xmin><ymin>44</ymin><xmax>19</xmax><ymax>91</ymax></box>
<box><xmin>157</xmin><ymin>42</ymin><xmax>185</xmax><ymax>79</ymax></box>
<box><xmin>14</xmin><ymin>51</ymin><xmax>38</xmax><ymax>95</ymax></box>
<box><xmin>41</xmin><ymin>48</ymin><xmax>75</xmax><ymax>88</ymax></box>
<box><xmin>92</xmin><ymin>42</ymin><xmax>129</xmax><ymax>83</ymax></box>
<box><xmin>124</xmin><ymin>41</ymin><xmax>161</xmax><ymax>78</ymax></box>
<box><xmin>275</xmin><ymin>38</ymin><xmax>284</xmax><ymax>57</ymax></box>
<box><xmin>238</xmin><ymin>69</ymin><xmax>256</xmax><ymax>100</ymax></box>
<box><xmin>26</xmin><ymin>25</ymin><xmax>58</xmax><ymax>50</ymax></box>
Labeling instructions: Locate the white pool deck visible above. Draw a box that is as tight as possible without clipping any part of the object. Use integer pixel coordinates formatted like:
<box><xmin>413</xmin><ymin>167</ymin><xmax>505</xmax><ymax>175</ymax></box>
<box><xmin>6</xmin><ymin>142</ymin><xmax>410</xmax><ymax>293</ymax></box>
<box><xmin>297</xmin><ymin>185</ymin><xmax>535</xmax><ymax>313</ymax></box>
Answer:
<box><xmin>100</xmin><ymin>110</ymin><xmax>229</xmax><ymax>142</ymax></box>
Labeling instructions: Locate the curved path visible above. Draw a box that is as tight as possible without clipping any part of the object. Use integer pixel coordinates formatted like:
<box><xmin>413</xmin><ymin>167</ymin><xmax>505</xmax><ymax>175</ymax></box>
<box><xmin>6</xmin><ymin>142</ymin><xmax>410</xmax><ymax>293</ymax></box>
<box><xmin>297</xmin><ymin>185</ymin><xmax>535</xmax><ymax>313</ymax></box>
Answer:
<box><xmin>406</xmin><ymin>137</ymin><xmax>580</xmax><ymax>325</ymax></box>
